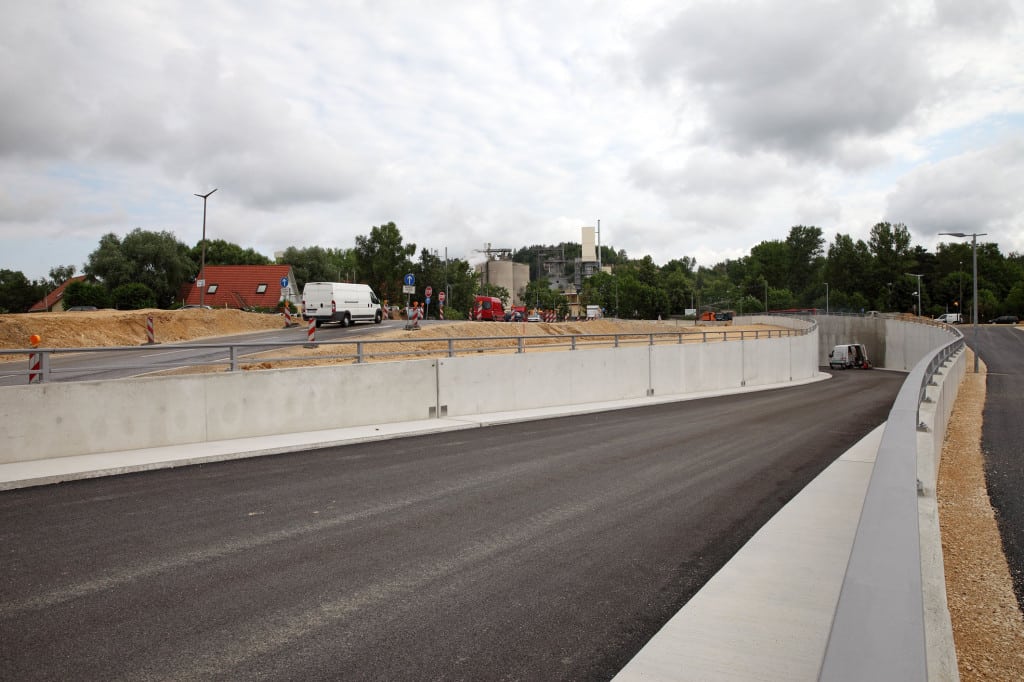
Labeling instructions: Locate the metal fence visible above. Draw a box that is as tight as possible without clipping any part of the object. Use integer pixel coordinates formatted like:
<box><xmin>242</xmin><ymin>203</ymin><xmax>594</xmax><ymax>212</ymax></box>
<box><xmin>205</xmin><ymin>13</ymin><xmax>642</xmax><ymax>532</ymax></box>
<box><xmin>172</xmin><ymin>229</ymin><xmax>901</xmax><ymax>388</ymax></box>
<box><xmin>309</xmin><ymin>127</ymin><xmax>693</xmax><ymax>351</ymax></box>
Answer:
<box><xmin>1</xmin><ymin>326</ymin><xmax>811</xmax><ymax>384</ymax></box>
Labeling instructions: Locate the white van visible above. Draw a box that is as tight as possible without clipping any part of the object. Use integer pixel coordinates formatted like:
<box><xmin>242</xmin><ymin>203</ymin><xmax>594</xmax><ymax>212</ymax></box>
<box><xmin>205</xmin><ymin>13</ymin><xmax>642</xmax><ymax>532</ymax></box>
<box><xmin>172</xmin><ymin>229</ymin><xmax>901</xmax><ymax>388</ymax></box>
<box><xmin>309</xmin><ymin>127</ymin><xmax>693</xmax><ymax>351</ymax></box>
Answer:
<box><xmin>301</xmin><ymin>282</ymin><xmax>383</xmax><ymax>327</ymax></box>
<box><xmin>829</xmin><ymin>343</ymin><xmax>871</xmax><ymax>369</ymax></box>
<box><xmin>934</xmin><ymin>313</ymin><xmax>962</xmax><ymax>324</ymax></box>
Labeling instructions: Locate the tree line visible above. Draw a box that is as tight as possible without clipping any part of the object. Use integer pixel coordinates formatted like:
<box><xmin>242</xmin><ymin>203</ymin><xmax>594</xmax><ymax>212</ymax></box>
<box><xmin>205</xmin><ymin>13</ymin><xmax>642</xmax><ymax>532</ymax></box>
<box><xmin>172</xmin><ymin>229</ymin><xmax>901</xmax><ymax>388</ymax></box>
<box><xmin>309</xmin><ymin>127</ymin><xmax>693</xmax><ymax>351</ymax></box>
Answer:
<box><xmin>1</xmin><ymin>221</ymin><xmax>1021</xmax><ymax>320</ymax></box>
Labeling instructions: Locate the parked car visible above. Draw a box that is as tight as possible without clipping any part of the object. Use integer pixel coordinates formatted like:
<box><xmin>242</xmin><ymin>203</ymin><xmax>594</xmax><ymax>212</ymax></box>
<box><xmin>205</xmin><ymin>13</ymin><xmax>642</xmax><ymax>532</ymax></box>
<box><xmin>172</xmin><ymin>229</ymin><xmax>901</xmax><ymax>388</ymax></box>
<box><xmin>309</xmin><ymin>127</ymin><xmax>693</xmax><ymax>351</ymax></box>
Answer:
<box><xmin>66</xmin><ymin>305</ymin><xmax>98</xmax><ymax>311</ymax></box>
<box><xmin>989</xmin><ymin>315</ymin><xmax>1019</xmax><ymax>324</ymax></box>
<box><xmin>527</xmin><ymin>313</ymin><xmax>541</xmax><ymax>322</ymax></box>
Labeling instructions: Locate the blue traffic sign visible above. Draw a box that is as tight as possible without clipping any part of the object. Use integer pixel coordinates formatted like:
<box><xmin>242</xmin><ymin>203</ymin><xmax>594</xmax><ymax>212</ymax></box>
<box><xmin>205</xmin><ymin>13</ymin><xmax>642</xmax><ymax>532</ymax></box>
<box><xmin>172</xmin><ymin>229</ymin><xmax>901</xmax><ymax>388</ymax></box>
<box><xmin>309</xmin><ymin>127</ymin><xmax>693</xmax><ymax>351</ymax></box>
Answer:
<box><xmin>425</xmin><ymin>297</ymin><xmax>431</xmax><ymax>306</ymax></box>
<box><xmin>403</xmin><ymin>273</ymin><xmax>415</xmax><ymax>286</ymax></box>
<box><xmin>280</xmin><ymin>277</ymin><xmax>289</xmax><ymax>288</ymax></box>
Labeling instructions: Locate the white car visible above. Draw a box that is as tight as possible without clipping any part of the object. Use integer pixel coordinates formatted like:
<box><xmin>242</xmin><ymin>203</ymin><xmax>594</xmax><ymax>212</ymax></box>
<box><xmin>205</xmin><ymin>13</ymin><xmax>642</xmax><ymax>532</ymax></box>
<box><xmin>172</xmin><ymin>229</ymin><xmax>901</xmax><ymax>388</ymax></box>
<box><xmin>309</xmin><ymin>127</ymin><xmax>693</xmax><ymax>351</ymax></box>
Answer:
<box><xmin>527</xmin><ymin>314</ymin><xmax>541</xmax><ymax>322</ymax></box>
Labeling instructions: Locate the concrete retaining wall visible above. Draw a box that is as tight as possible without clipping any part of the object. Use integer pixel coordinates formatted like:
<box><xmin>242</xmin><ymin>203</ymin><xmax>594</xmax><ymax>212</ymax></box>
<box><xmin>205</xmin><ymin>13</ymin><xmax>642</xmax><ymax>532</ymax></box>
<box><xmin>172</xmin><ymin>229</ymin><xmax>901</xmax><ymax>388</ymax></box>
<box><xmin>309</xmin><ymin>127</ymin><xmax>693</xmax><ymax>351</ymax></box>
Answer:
<box><xmin>815</xmin><ymin>314</ymin><xmax>959</xmax><ymax>370</ymax></box>
<box><xmin>0</xmin><ymin>322</ymin><xmax>817</xmax><ymax>463</ymax></box>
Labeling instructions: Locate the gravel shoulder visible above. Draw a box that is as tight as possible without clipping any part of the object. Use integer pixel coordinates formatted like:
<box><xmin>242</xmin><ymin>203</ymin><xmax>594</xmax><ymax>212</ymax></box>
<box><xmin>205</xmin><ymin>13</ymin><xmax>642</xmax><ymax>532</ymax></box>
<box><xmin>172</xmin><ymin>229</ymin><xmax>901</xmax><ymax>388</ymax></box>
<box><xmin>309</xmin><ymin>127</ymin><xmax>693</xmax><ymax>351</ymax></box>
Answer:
<box><xmin>937</xmin><ymin>352</ymin><xmax>1024</xmax><ymax>679</ymax></box>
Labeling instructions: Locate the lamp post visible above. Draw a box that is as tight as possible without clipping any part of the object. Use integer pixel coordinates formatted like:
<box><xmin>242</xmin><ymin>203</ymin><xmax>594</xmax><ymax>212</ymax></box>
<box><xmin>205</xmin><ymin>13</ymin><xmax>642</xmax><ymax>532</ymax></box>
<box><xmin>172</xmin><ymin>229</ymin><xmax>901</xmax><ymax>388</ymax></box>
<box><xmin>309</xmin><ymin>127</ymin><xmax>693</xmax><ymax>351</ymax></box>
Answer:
<box><xmin>905</xmin><ymin>273</ymin><xmax>923</xmax><ymax>317</ymax></box>
<box><xmin>958</xmin><ymin>261</ymin><xmax>963</xmax><ymax>316</ymax></box>
<box><xmin>824</xmin><ymin>282</ymin><xmax>829</xmax><ymax>314</ymax></box>
<box><xmin>764</xmin><ymin>279</ymin><xmax>768</xmax><ymax>313</ymax></box>
<box><xmin>194</xmin><ymin>189</ymin><xmax>217</xmax><ymax>307</ymax></box>
<box><xmin>940</xmin><ymin>232</ymin><xmax>987</xmax><ymax>373</ymax></box>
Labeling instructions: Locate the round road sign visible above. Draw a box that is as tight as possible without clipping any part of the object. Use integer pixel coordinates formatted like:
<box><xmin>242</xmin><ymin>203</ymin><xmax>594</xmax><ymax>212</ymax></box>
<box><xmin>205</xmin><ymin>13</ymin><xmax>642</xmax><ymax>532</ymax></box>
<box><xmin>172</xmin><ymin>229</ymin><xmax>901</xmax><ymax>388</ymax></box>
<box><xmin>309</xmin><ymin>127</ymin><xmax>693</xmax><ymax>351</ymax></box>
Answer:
<box><xmin>425</xmin><ymin>285</ymin><xmax>433</xmax><ymax>298</ymax></box>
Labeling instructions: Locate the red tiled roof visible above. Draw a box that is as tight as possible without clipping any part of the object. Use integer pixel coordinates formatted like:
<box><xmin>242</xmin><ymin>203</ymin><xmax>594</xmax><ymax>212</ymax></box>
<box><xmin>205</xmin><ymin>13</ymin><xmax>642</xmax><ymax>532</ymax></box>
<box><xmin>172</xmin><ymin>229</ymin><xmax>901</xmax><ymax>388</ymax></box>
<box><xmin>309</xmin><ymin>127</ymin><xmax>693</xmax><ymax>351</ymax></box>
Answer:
<box><xmin>178</xmin><ymin>265</ymin><xmax>297</xmax><ymax>309</ymax></box>
<box><xmin>28</xmin><ymin>275</ymin><xmax>87</xmax><ymax>312</ymax></box>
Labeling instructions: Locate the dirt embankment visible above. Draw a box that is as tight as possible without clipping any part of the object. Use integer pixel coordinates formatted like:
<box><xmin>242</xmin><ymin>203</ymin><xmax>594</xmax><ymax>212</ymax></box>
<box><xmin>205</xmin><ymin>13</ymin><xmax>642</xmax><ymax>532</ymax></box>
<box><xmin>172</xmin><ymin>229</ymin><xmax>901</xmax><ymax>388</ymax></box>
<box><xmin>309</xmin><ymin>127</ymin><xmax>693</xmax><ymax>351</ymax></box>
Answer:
<box><xmin>0</xmin><ymin>309</ymin><xmax>286</xmax><ymax>350</ymax></box>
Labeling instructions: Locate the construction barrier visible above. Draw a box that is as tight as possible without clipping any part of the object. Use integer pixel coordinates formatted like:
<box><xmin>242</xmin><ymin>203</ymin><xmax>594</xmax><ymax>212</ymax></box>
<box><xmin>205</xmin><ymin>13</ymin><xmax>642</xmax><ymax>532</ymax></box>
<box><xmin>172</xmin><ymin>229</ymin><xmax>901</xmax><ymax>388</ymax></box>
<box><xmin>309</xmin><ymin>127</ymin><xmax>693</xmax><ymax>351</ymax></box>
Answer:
<box><xmin>304</xmin><ymin>318</ymin><xmax>317</xmax><ymax>347</ymax></box>
<box><xmin>28</xmin><ymin>352</ymin><xmax>41</xmax><ymax>384</ymax></box>
<box><xmin>144</xmin><ymin>316</ymin><xmax>157</xmax><ymax>345</ymax></box>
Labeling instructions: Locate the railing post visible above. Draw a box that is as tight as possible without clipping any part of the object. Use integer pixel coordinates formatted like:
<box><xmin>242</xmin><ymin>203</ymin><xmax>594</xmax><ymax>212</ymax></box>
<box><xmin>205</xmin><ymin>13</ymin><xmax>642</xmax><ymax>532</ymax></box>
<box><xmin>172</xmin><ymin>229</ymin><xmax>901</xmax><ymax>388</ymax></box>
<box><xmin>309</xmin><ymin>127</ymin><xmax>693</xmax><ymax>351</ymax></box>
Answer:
<box><xmin>448</xmin><ymin>338</ymin><xmax>455</xmax><ymax>357</ymax></box>
<box><xmin>356</xmin><ymin>342</ymin><xmax>364</xmax><ymax>363</ymax></box>
<box><xmin>518</xmin><ymin>336</ymin><xmax>524</xmax><ymax>353</ymax></box>
<box><xmin>614</xmin><ymin>334</ymin><xmax>620</xmax><ymax>348</ymax></box>
<box><xmin>571</xmin><ymin>335</ymin><xmax>577</xmax><ymax>350</ymax></box>
<box><xmin>230</xmin><ymin>346</ymin><xmax>239</xmax><ymax>372</ymax></box>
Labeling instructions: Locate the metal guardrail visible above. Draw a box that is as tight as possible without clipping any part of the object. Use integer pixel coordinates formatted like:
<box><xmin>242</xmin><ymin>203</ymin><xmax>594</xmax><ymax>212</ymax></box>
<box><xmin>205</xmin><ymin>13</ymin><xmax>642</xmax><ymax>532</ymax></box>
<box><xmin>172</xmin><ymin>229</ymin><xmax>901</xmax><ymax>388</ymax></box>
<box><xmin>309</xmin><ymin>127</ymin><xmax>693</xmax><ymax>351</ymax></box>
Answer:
<box><xmin>1</xmin><ymin>326</ymin><xmax>811</xmax><ymax>384</ymax></box>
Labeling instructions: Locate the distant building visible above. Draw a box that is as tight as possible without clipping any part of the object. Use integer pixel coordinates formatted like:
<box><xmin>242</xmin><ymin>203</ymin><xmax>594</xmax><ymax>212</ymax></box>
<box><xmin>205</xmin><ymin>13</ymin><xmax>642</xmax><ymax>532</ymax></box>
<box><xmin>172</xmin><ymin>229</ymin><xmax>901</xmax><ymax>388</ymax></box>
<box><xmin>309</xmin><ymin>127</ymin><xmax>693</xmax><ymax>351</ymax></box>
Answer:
<box><xmin>475</xmin><ymin>259</ymin><xmax>530</xmax><ymax>306</ymax></box>
<box><xmin>178</xmin><ymin>264</ymin><xmax>299</xmax><ymax>309</ymax></box>
<box><xmin>28</xmin><ymin>275</ymin><xmax>87</xmax><ymax>312</ymax></box>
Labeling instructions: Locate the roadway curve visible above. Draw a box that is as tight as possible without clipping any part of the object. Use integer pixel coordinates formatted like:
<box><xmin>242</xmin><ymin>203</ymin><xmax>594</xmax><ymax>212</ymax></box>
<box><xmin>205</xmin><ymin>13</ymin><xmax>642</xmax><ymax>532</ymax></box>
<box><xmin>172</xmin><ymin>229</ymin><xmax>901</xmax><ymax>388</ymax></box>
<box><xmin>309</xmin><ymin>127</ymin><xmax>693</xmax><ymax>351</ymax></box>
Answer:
<box><xmin>973</xmin><ymin>325</ymin><xmax>1024</xmax><ymax>611</ymax></box>
<box><xmin>0</xmin><ymin>369</ymin><xmax>904</xmax><ymax>680</ymax></box>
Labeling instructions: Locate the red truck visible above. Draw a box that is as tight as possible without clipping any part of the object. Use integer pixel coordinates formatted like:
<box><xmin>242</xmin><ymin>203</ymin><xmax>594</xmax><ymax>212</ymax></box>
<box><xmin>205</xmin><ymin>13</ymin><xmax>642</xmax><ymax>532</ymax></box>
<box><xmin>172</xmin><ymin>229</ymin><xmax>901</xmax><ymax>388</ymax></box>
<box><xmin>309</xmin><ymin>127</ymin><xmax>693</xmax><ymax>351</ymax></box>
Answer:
<box><xmin>472</xmin><ymin>295</ymin><xmax>505</xmax><ymax>321</ymax></box>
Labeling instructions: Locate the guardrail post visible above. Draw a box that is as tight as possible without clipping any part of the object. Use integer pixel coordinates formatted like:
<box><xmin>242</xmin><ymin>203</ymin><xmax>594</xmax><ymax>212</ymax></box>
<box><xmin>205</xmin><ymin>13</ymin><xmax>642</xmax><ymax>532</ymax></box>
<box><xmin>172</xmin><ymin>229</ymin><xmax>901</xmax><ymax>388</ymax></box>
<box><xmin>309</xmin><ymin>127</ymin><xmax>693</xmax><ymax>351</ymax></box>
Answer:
<box><xmin>571</xmin><ymin>335</ymin><xmax>577</xmax><ymax>350</ymax></box>
<box><xmin>448</xmin><ymin>338</ymin><xmax>455</xmax><ymax>357</ymax></box>
<box><xmin>230</xmin><ymin>346</ymin><xmax>239</xmax><ymax>372</ymax></box>
<box><xmin>614</xmin><ymin>334</ymin><xmax>620</xmax><ymax>348</ymax></box>
<box><xmin>356</xmin><ymin>342</ymin><xmax>364</xmax><ymax>363</ymax></box>
<box><xmin>518</xmin><ymin>336</ymin><xmax>524</xmax><ymax>353</ymax></box>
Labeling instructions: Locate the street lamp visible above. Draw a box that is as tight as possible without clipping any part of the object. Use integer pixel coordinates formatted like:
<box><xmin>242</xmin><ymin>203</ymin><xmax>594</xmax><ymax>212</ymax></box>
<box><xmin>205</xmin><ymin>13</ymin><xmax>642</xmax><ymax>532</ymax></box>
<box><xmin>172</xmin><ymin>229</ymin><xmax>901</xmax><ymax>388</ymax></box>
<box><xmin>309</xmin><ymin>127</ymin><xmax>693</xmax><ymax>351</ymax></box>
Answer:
<box><xmin>905</xmin><ymin>273</ymin><xmax>923</xmax><ymax>317</ymax></box>
<box><xmin>940</xmin><ymin>232</ymin><xmax>987</xmax><ymax>373</ymax></box>
<box><xmin>194</xmin><ymin>188</ymin><xmax>217</xmax><ymax>307</ymax></box>
<box><xmin>824</xmin><ymin>282</ymin><xmax>829</xmax><ymax>314</ymax></box>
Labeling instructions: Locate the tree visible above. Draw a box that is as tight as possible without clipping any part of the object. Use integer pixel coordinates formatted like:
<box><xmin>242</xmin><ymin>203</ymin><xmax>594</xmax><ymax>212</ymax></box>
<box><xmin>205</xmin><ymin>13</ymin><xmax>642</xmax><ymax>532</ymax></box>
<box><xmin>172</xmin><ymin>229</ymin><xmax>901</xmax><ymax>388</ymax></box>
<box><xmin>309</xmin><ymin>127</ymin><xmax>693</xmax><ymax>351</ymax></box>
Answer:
<box><xmin>191</xmin><ymin>239</ymin><xmax>270</xmax><ymax>266</ymax></box>
<box><xmin>84</xmin><ymin>229</ymin><xmax>195</xmax><ymax>308</ymax></box>
<box><xmin>0</xmin><ymin>269</ymin><xmax>45</xmax><ymax>313</ymax></box>
<box><xmin>48</xmin><ymin>265</ymin><xmax>77</xmax><ymax>286</ymax></box>
<box><xmin>785</xmin><ymin>225</ymin><xmax>825</xmax><ymax>300</ymax></box>
<box><xmin>277</xmin><ymin>246</ymin><xmax>355</xmax><ymax>289</ymax></box>
<box><xmin>354</xmin><ymin>222</ymin><xmax>416</xmax><ymax>304</ymax></box>
<box><xmin>64</xmin><ymin>280</ymin><xmax>112</xmax><ymax>309</ymax></box>
<box><xmin>112</xmin><ymin>283</ymin><xmax>157</xmax><ymax>310</ymax></box>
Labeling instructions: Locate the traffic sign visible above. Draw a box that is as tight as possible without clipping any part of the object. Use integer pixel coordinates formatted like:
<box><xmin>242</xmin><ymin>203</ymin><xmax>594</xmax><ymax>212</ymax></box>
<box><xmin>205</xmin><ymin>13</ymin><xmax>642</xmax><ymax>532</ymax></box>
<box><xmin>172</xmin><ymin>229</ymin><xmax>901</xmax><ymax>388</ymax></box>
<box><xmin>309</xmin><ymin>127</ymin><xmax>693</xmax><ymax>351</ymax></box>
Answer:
<box><xmin>280</xmin><ymin>277</ymin><xmax>289</xmax><ymax>288</ymax></box>
<box><xmin>425</xmin><ymin>285</ymin><xmax>433</xmax><ymax>298</ymax></box>
<box><xmin>402</xmin><ymin>285</ymin><xmax>415</xmax><ymax>294</ymax></box>
<box><xmin>403</xmin><ymin>273</ymin><xmax>415</xmax><ymax>286</ymax></box>
<box><xmin>438</xmin><ymin>291</ymin><xmax>446</xmax><ymax>303</ymax></box>
<box><xmin>425</xmin><ymin>297</ymin><xmax>431</xmax><ymax>306</ymax></box>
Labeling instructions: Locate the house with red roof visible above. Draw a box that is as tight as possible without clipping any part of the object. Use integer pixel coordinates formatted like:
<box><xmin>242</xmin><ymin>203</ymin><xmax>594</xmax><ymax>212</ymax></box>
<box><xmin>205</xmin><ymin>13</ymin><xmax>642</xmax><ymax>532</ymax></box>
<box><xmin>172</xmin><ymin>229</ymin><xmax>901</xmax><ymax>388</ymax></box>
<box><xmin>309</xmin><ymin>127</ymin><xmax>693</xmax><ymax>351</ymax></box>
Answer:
<box><xmin>178</xmin><ymin>265</ymin><xmax>299</xmax><ymax>310</ymax></box>
<box><xmin>28</xmin><ymin>275</ymin><xmax>87</xmax><ymax>312</ymax></box>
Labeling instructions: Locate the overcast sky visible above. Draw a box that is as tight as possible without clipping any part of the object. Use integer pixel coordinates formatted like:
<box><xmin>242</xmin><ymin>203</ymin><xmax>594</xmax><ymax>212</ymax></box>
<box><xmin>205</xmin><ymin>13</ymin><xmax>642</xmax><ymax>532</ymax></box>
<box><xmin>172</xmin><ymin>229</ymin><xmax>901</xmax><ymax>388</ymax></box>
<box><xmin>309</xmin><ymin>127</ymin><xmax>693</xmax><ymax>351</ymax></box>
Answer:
<box><xmin>2</xmin><ymin>0</ymin><xmax>1022</xmax><ymax>281</ymax></box>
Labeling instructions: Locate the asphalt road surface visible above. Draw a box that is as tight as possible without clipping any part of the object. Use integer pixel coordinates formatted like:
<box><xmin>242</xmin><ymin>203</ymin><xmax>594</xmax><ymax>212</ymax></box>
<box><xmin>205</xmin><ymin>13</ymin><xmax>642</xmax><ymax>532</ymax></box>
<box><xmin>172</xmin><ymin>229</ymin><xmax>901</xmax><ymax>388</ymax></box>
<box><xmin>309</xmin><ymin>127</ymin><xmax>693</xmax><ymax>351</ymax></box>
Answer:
<box><xmin>0</xmin><ymin>369</ymin><xmax>904</xmax><ymax>680</ymax></box>
<box><xmin>0</xmin><ymin>320</ymin><xmax>409</xmax><ymax>386</ymax></box>
<box><xmin>971</xmin><ymin>325</ymin><xmax>1024</xmax><ymax>612</ymax></box>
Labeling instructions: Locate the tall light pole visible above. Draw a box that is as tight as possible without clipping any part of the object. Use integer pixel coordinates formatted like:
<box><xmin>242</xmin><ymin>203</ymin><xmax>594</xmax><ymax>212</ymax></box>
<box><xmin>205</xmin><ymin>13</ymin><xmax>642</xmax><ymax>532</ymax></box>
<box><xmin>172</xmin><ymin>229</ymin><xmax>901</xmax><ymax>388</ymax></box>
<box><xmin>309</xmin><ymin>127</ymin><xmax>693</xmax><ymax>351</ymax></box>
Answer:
<box><xmin>954</xmin><ymin>260</ymin><xmax>962</xmax><ymax>315</ymax></box>
<box><xmin>194</xmin><ymin>189</ymin><xmax>217</xmax><ymax>306</ymax></box>
<box><xmin>824</xmin><ymin>282</ymin><xmax>829</xmax><ymax>314</ymax></box>
<box><xmin>905</xmin><ymin>273</ymin><xmax>923</xmax><ymax>317</ymax></box>
<box><xmin>763</xmin><ymin>278</ymin><xmax>768</xmax><ymax>313</ymax></box>
<box><xmin>940</xmin><ymin>232</ymin><xmax>987</xmax><ymax>373</ymax></box>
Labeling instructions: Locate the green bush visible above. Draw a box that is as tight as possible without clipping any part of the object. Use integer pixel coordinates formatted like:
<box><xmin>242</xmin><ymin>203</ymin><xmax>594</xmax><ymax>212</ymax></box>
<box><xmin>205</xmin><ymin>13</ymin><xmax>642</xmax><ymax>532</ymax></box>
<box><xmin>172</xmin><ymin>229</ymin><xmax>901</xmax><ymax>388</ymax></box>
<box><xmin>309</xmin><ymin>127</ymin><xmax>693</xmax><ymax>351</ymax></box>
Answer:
<box><xmin>64</xmin><ymin>280</ymin><xmax>112</xmax><ymax>309</ymax></box>
<box><xmin>112</xmin><ymin>283</ymin><xmax>157</xmax><ymax>310</ymax></box>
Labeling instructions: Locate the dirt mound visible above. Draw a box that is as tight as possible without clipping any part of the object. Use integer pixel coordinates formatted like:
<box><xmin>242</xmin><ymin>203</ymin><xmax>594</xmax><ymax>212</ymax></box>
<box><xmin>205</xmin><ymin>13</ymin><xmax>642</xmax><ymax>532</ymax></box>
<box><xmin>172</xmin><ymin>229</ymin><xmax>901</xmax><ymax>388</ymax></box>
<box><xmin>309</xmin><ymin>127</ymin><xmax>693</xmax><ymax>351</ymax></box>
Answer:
<box><xmin>0</xmin><ymin>309</ymin><xmax>286</xmax><ymax>350</ymax></box>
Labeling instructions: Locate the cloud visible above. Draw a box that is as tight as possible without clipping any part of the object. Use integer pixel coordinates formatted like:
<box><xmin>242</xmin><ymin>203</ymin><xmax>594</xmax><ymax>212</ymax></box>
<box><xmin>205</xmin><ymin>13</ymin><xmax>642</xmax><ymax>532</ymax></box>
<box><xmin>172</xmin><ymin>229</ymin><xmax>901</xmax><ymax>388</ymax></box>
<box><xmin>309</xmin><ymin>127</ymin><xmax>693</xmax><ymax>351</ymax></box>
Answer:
<box><xmin>886</xmin><ymin>135</ymin><xmax>1024</xmax><ymax>251</ymax></box>
<box><xmin>638</xmin><ymin>1</ymin><xmax>931</xmax><ymax>164</ymax></box>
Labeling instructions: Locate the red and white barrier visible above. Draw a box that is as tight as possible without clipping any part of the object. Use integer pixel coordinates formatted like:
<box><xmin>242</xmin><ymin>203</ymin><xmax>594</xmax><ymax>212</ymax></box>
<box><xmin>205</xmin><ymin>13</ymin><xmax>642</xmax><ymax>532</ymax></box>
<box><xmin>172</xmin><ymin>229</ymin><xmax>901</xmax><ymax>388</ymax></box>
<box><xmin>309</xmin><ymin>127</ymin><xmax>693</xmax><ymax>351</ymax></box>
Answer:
<box><xmin>283</xmin><ymin>306</ymin><xmax>293</xmax><ymax>327</ymax></box>
<box><xmin>28</xmin><ymin>352</ymin><xmax>41</xmax><ymax>384</ymax></box>
<box><xmin>145</xmin><ymin>316</ymin><xmax>156</xmax><ymax>344</ymax></box>
<box><xmin>304</xmin><ymin>317</ymin><xmax>317</xmax><ymax>347</ymax></box>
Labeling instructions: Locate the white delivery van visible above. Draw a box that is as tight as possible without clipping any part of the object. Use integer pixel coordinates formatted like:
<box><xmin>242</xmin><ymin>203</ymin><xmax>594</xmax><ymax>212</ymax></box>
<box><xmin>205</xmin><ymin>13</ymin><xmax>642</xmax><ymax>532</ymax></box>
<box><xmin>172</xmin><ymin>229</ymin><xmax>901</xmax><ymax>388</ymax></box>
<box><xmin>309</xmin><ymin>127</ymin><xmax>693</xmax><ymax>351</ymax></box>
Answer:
<box><xmin>828</xmin><ymin>343</ymin><xmax>871</xmax><ymax>370</ymax></box>
<box><xmin>934</xmin><ymin>313</ymin><xmax>962</xmax><ymax>324</ymax></box>
<box><xmin>301</xmin><ymin>282</ymin><xmax>383</xmax><ymax>327</ymax></box>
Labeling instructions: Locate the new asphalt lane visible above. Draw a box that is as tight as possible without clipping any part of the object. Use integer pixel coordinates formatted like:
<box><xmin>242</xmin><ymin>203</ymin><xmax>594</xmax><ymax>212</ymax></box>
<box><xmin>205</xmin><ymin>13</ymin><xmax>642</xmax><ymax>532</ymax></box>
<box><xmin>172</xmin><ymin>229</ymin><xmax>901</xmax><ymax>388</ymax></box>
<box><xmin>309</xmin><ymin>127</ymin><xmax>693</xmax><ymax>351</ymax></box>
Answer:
<box><xmin>973</xmin><ymin>325</ymin><xmax>1024</xmax><ymax>612</ymax></box>
<box><xmin>0</xmin><ymin>369</ymin><xmax>905</xmax><ymax>680</ymax></box>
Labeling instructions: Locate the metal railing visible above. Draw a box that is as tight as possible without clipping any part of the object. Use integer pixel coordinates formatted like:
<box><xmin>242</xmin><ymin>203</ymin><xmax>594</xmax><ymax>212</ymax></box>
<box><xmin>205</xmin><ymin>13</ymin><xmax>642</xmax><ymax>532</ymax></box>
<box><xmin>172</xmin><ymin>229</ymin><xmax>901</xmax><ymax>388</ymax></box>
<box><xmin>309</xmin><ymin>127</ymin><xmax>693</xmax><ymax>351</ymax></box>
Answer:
<box><xmin>1</xmin><ymin>326</ymin><xmax>812</xmax><ymax>384</ymax></box>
